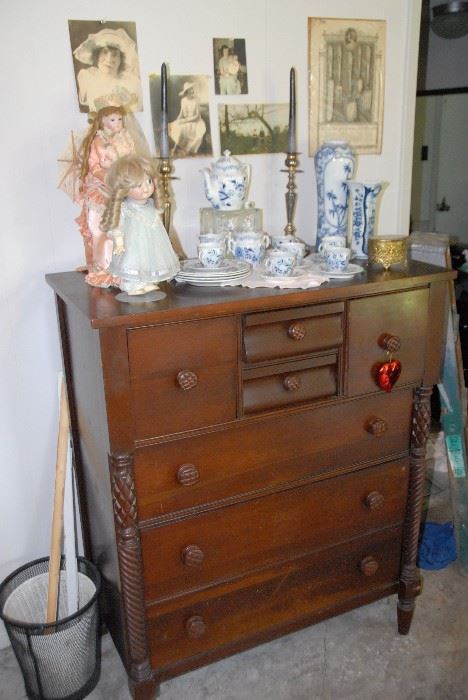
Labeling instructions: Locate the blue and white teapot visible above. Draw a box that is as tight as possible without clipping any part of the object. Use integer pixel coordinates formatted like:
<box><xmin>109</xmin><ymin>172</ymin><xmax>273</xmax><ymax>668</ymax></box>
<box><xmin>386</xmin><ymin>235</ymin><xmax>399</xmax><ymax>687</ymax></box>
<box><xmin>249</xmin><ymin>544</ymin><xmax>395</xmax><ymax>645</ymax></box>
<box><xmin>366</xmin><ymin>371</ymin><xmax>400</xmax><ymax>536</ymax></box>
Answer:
<box><xmin>202</xmin><ymin>150</ymin><xmax>251</xmax><ymax>210</ymax></box>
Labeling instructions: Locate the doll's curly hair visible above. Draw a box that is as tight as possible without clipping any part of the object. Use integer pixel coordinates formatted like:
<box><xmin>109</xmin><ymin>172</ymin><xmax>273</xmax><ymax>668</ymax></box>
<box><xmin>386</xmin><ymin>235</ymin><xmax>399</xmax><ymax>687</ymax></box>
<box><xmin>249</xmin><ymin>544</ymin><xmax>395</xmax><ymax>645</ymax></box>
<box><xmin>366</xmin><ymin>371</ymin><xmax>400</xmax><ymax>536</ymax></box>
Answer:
<box><xmin>101</xmin><ymin>155</ymin><xmax>157</xmax><ymax>232</ymax></box>
<box><xmin>79</xmin><ymin>105</ymin><xmax>127</xmax><ymax>186</ymax></box>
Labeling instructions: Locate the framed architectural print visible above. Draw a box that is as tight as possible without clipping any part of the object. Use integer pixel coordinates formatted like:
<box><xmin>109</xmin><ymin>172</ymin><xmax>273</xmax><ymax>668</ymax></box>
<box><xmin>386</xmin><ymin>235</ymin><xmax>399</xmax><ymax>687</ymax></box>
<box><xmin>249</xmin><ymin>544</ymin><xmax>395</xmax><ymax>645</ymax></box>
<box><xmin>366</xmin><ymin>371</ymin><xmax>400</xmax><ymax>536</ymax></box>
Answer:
<box><xmin>308</xmin><ymin>18</ymin><xmax>385</xmax><ymax>155</ymax></box>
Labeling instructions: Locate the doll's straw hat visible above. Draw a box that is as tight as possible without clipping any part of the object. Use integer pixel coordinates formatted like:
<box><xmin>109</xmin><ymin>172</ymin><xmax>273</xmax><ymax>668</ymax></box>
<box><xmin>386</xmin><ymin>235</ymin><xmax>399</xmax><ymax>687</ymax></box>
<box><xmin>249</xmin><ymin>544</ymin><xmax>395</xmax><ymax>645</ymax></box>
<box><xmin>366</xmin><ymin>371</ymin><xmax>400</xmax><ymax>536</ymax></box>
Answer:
<box><xmin>74</xmin><ymin>28</ymin><xmax>138</xmax><ymax>70</ymax></box>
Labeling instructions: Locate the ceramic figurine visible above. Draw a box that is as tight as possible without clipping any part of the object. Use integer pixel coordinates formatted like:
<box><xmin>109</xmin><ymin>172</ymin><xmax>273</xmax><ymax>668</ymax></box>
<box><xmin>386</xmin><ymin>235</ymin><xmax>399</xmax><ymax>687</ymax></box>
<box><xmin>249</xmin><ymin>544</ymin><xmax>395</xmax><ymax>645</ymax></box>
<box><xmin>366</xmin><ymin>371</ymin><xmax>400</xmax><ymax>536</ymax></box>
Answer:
<box><xmin>101</xmin><ymin>155</ymin><xmax>180</xmax><ymax>295</ymax></box>
<box><xmin>202</xmin><ymin>150</ymin><xmax>251</xmax><ymax>210</ymax></box>
<box><xmin>314</xmin><ymin>141</ymin><xmax>355</xmax><ymax>246</ymax></box>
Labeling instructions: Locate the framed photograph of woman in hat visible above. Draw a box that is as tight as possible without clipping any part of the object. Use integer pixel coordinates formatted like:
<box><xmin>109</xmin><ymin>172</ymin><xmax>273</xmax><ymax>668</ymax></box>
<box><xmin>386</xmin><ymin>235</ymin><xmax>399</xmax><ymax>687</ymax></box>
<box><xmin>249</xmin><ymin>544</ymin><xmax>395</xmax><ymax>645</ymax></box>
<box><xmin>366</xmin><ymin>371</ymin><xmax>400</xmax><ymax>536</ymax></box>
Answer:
<box><xmin>149</xmin><ymin>74</ymin><xmax>212</xmax><ymax>159</ymax></box>
<box><xmin>68</xmin><ymin>20</ymin><xmax>143</xmax><ymax>113</ymax></box>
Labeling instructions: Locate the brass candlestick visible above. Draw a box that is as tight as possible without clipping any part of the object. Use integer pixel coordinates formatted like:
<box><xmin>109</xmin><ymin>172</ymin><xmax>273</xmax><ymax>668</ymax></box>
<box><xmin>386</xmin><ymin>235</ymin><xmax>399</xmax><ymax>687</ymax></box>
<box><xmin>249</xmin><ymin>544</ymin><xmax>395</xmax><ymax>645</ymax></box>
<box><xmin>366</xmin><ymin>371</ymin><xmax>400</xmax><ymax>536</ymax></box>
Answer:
<box><xmin>157</xmin><ymin>157</ymin><xmax>187</xmax><ymax>260</ymax></box>
<box><xmin>281</xmin><ymin>152</ymin><xmax>303</xmax><ymax>236</ymax></box>
<box><xmin>158</xmin><ymin>157</ymin><xmax>174</xmax><ymax>233</ymax></box>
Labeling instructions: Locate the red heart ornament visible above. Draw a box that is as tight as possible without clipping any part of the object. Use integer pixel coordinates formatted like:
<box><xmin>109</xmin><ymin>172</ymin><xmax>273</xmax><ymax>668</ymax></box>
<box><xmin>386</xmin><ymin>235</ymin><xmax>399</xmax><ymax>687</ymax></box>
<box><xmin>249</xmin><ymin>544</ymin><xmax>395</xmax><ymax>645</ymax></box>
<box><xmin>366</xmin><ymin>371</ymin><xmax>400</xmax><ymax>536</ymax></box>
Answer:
<box><xmin>377</xmin><ymin>359</ymin><xmax>402</xmax><ymax>392</ymax></box>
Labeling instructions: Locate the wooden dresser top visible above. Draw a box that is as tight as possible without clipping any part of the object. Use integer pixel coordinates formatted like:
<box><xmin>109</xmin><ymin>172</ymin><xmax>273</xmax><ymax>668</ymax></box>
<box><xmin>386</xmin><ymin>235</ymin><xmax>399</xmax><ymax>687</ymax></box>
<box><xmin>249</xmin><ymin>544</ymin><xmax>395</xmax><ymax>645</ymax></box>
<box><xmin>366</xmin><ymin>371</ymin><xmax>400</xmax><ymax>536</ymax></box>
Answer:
<box><xmin>46</xmin><ymin>263</ymin><xmax>455</xmax><ymax>329</ymax></box>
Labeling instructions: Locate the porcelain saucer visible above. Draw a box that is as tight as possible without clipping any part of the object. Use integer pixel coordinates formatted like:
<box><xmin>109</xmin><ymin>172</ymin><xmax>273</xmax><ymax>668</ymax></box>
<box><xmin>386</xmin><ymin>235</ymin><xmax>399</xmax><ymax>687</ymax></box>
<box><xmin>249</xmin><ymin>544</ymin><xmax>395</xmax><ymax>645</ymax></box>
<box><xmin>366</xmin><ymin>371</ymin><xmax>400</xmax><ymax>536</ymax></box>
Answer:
<box><xmin>318</xmin><ymin>262</ymin><xmax>365</xmax><ymax>279</ymax></box>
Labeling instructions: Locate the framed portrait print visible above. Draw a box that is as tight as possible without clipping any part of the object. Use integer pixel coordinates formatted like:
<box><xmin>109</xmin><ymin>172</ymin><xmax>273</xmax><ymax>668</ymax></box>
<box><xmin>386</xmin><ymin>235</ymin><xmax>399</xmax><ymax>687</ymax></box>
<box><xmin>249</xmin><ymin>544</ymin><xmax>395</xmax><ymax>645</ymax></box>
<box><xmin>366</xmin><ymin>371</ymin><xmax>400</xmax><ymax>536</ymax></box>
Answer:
<box><xmin>213</xmin><ymin>38</ymin><xmax>248</xmax><ymax>95</ymax></box>
<box><xmin>308</xmin><ymin>18</ymin><xmax>385</xmax><ymax>155</ymax></box>
<box><xmin>68</xmin><ymin>19</ymin><xmax>143</xmax><ymax>113</ymax></box>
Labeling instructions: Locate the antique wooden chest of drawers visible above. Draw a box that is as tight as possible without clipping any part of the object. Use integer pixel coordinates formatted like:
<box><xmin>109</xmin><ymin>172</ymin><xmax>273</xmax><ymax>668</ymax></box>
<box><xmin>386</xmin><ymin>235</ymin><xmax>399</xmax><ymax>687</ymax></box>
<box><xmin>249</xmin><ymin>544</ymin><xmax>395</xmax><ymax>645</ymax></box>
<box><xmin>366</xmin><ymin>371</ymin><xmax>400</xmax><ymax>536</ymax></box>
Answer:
<box><xmin>46</xmin><ymin>262</ymin><xmax>454</xmax><ymax>699</ymax></box>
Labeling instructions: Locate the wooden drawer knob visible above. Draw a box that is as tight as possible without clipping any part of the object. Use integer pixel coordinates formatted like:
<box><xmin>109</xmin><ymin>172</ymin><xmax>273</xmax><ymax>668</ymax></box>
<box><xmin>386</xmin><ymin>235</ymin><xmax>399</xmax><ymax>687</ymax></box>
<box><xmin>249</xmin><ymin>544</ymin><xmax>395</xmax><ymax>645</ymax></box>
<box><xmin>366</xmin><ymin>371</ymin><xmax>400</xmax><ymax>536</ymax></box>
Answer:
<box><xmin>176</xmin><ymin>464</ymin><xmax>200</xmax><ymax>486</ymax></box>
<box><xmin>283</xmin><ymin>375</ymin><xmax>301</xmax><ymax>392</ymax></box>
<box><xmin>185</xmin><ymin>615</ymin><xmax>206</xmax><ymax>638</ymax></box>
<box><xmin>359</xmin><ymin>555</ymin><xmax>379</xmax><ymax>577</ymax></box>
<box><xmin>287</xmin><ymin>322</ymin><xmax>307</xmax><ymax>341</ymax></box>
<box><xmin>365</xmin><ymin>417</ymin><xmax>388</xmax><ymax>437</ymax></box>
<box><xmin>378</xmin><ymin>333</ymin><xmax>401</xmax><ymax>353</ymax></box>
<box><xmin>176</xmin><ymin>370</ymin><xmax>198</xmax><ymax>391</ymax></box>
<box><xmin>365</xmin><ymin>491</ymin><xmax>385</xmax><ymax>511</ymax></box>
<box><xmin>181</xmin><ymin>544</ymin><xmax>204</xmax><ymax>567</ymax></box>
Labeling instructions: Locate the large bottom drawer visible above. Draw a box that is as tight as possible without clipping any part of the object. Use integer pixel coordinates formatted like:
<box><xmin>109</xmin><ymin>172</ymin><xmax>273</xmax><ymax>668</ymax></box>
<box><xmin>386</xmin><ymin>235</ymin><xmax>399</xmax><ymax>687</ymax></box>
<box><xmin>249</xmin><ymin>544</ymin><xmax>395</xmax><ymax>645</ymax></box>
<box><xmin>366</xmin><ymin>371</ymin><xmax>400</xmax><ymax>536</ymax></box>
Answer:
<box><xmin>141</xmin><ymin>460</ymin><xmax>408</xmax><ymax>602</ymax></box>
<box><xmin>146</xmin><ymin>525</ymin><xmax>402</xmax><ymax>672</ymax></box>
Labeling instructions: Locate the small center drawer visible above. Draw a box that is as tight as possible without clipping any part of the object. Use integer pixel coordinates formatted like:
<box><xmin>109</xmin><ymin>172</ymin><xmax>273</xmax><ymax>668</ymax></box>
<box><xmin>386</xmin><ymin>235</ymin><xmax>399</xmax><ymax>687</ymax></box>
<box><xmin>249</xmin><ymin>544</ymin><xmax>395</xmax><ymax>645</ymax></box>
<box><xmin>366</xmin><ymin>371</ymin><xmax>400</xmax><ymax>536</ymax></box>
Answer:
<box><xmin>242</xmin><ymin>354</ymin><xmax>338</xmax><ymax>414</ymax></box>
<box><xmin>243</xmin><ymin>302</ymin><xmax>344</xmax><ymax>364</ymax></box>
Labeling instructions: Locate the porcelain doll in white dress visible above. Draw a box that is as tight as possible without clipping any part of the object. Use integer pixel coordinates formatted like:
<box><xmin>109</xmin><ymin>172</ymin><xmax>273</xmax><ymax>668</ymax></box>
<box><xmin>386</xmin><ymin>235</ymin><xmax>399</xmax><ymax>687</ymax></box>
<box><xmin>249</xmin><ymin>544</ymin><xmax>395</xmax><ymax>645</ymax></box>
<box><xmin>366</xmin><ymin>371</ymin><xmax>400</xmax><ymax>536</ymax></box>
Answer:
<box><xmin>101</xmin><ymin>155</ymin><xmax>180</xmax><ymax>295</ymax></box>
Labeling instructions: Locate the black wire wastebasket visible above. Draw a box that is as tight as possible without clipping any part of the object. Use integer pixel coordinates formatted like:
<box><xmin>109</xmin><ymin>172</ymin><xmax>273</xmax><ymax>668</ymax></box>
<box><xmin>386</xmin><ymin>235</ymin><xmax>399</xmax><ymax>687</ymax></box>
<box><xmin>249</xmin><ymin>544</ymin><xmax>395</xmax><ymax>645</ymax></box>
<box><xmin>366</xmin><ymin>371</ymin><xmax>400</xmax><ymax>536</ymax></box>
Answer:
<box><xmin>0</xmin><ymin>556</ymin><xmax>101</xmax><ymax>700</ymax></box>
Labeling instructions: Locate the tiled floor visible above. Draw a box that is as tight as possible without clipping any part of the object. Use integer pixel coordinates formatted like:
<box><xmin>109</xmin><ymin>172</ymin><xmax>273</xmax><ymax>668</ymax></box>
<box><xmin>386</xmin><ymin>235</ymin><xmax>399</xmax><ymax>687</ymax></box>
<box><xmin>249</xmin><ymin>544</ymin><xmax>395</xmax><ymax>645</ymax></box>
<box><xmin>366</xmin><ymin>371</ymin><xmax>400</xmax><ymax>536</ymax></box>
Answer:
<box><xmin>2</xmin><ymin>436</ymin><xmax>467</xmax><ymax>700</ymax></box>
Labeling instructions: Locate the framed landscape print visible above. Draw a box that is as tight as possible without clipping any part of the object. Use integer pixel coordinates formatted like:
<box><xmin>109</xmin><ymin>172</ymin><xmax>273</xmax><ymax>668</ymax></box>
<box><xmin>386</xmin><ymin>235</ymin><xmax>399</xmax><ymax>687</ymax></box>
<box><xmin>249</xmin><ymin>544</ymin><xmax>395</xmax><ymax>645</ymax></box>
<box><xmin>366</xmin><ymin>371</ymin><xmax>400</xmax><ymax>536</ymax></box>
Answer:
<box><xmin>308</xmin><ymin>17</ymin><xmax>385</xmax><ymax>155</ymax></box>
<box><xmin>218</xmin><ymin>103</ymin><xmax>288</xmax><ymax>155</ymax></box>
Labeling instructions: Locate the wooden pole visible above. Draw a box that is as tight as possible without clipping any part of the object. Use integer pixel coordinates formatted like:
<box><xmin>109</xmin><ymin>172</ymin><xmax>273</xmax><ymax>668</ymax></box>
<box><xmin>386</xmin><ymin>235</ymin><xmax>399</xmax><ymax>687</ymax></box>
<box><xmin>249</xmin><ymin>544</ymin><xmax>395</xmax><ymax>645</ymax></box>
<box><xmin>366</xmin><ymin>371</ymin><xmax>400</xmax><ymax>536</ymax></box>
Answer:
<box><xmin>46</xmin><ymin>376</ymin><xmax>70</xmax><ymax>623</ymax></box>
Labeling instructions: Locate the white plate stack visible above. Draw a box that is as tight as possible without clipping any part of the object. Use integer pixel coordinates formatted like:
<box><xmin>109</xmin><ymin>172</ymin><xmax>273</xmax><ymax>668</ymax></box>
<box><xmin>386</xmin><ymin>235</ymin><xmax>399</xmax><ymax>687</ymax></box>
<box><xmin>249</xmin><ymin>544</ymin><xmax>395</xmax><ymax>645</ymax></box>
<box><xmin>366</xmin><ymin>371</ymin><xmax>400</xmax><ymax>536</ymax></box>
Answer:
<box><xmin>175</xmin><ymin>259</ymin><xmax>251</xmax><ymax>287</ymax></box>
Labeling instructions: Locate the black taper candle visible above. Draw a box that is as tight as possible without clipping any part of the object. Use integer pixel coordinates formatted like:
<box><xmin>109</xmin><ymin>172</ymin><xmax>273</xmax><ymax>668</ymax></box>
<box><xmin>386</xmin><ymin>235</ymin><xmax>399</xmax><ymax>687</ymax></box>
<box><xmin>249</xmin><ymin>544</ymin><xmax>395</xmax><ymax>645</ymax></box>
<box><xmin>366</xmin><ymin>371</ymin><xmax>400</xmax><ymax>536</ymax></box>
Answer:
<box><xmin>287</xmin><ymin>67</ymin><xmax>296</xmax><ymax>153</ymax></box>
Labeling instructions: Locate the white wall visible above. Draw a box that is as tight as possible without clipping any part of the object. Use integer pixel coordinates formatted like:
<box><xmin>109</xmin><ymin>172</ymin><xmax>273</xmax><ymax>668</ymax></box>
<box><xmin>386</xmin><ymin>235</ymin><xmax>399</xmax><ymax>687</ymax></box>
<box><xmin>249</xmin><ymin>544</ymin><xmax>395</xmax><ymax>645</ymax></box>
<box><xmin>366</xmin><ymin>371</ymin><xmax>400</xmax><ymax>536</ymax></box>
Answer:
<box><xmin>0</xmin><ymin>0</ymin><xmax>421</xmax><ymax>647</ymax></box>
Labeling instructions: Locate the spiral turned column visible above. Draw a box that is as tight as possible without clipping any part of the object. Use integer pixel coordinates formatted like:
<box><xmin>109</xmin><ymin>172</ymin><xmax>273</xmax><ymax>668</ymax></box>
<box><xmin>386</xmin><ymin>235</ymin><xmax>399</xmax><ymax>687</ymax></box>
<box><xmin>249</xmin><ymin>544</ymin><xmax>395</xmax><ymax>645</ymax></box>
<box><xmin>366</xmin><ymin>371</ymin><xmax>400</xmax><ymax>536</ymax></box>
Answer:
<box><xmin>397</xmin><ymin>386</ymin><xmax>432</xmax><ymax>634</ymax></box>
<box><xmin>110</xmin><ymin>453</ymin><xmax>157</xmax><ymax>698</ymax></box>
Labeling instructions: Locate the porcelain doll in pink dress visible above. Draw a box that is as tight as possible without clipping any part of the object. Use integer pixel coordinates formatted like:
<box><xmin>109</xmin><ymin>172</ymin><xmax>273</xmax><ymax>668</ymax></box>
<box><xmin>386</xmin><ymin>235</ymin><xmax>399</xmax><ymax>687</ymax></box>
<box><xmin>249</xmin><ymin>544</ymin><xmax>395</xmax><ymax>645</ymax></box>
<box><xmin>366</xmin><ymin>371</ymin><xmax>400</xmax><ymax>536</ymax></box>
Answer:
<box><xmin>76</xmin><ymin>105</ymin><xmax>136</xmax><ymax>286</ymax></box>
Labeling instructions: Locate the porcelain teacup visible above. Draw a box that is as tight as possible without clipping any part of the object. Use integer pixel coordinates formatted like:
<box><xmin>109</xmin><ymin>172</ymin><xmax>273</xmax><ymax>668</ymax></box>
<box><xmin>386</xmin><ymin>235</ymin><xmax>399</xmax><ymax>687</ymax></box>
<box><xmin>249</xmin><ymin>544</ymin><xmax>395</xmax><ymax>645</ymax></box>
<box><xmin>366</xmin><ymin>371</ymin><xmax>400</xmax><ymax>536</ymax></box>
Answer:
<box><xmin>323</xmin><ymin>245</ymin><xmax>351</xmax><ymax>272</ymax></box>
<box><xmin>275</xmin><ymin>239</ymin><xmax>306</xmax><ymax>265</ymax></box>
<box><xmin>270</xmin><ymin>235</ymin><xmax>293</xmax><ymax>250</ymax></box>
<box><xmin>198</xmin><ymin>233</ymin><xmax>226</xmax><ymax>248</ymax></box>
<box><xmin>318</xmin><ymin>234</ymin><xmax>347</xmax><ymax>257</ymax></box>
<box><xmin>264</xmin><ymin>249</ymin><xmax>297</xmax><ymax>277</ymax></box>
<box><xmin>228</xmin><ymin>232</ymin><xmax>270</xmax><ymax>267</ymax></box>
<box><xmin>198</xmin><ymin>242</ymin><xmax>225</xmax><ymax>268</ymax></box>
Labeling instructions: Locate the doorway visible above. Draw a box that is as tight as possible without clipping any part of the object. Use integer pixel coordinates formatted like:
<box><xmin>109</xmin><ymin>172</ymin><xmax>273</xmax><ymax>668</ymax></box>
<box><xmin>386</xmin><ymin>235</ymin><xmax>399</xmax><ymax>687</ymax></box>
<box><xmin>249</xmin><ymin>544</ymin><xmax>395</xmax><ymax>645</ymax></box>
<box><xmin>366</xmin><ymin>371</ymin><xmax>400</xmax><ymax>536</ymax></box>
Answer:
<box><xmin>411</xmin><ymin>91</ymin><xmax>468</xmax><ymax>242</ymax></box>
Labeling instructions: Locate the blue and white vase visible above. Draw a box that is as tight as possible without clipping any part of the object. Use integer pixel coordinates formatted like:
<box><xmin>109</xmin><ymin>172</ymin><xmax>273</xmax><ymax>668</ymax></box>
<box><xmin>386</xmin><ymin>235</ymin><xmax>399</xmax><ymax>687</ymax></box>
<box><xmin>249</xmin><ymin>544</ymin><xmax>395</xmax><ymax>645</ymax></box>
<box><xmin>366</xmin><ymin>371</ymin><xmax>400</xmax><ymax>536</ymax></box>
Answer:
<box><xmin>347</xmin><ymin>181</ymin><xmax>386</xmax><ymax>259</ymax></box>
<box><xmin>314</xmin><ymin>141</ymin><xmax>355</xmax><ymax>247</ymax></box>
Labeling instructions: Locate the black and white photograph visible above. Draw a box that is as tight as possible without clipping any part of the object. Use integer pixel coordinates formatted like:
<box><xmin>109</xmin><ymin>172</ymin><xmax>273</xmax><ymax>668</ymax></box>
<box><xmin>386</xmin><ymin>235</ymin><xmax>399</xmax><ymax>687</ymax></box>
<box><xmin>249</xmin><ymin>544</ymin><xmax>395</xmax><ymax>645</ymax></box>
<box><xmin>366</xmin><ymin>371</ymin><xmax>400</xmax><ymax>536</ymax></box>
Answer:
<box><xmin>213</xmin><ymin>38</ymin><xmax>248</xmax><ymax>95</ymax></box>
<box><xmin>218</xmin><ymin>103</ymin><xmax>288</xmax><ymax>155</ymax></box>
<box><xmin>150</xmin><ymin>73</ymin><xmax>212</xmax><ymax>158</ymax></box>
<box><xmin>68</xmin><ymin>20</ymin><xmax>143</xmax><ymax>113</ymax></box>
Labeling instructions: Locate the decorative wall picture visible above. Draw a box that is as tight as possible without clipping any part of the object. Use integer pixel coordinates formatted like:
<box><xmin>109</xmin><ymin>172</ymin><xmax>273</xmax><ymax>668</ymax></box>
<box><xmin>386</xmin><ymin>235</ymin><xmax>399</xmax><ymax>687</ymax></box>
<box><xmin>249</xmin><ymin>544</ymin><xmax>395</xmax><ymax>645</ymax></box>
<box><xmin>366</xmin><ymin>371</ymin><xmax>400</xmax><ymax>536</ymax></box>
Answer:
<box><xmin>68</xmin><ymin>20</ymin><xmax>143</xmax><ymax>113</ymax></box>
<box><xmin>218</xmin><ymin>104</ymin><xmax>288</xmax><ymax>155</ymax></box>
<box><xmin>213</xmin><ymin>38</ymin><xmax>248</xmax><ymax>95</ymax></box>
<box><xmin>308</xmin><ymin>18</ymin><xmax>385</xmax><ymax>155</ymax></box>
<box><xmin>150</xmin><ymin>74</ymin><xmax>212</xmax><ymax>158</ymax></box>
